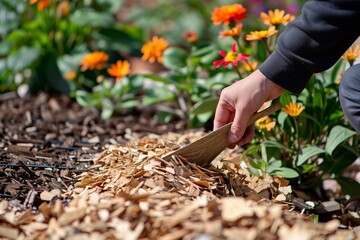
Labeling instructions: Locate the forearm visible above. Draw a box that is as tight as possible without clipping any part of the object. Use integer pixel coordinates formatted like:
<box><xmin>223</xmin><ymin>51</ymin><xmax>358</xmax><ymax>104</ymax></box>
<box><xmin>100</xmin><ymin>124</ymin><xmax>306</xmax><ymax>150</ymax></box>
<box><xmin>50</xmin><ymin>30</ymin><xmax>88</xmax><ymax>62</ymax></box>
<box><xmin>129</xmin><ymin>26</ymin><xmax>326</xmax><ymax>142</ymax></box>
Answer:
<box><xmin>260</xmin><ymin>0</ymin><xmax>360</xmax><ymax>94</ymax></box>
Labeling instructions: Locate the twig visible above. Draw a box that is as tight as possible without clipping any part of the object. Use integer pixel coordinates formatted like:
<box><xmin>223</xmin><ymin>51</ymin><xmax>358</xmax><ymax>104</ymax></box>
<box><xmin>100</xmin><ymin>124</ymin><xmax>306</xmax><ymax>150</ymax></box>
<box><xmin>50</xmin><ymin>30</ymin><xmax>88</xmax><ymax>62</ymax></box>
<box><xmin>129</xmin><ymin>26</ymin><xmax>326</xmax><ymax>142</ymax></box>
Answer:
<box><xmin>17</xmin><ymin>160</ymin><xmax>38</xmax><ymax>179</ymax></box>
<box><xmin>0</xmin><ymin>163</ymin><xmax>70</xmax><ymax>169</ymax></box>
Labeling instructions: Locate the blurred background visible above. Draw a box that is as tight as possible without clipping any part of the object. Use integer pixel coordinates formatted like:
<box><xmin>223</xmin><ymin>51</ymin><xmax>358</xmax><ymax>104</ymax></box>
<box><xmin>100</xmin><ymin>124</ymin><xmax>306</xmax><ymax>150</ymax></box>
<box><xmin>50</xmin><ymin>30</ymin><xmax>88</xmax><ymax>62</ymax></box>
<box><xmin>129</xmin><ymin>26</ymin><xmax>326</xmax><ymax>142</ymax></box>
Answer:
<box><xmin>0</xmin><ymin>0</ymin><xmax>305</xmax><ymax>96</ymax></box>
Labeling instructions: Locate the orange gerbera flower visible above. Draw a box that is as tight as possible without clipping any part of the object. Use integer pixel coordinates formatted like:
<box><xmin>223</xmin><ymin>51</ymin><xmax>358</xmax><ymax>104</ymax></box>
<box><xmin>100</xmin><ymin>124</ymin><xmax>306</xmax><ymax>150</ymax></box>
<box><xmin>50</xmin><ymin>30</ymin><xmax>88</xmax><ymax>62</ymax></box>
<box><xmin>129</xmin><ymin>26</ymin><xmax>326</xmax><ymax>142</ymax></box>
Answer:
<box><xmin>211</xmin><ymin>4</ymin><xmax>247</xmax><ymax>26</ymax></box>
<box><xmin>30</xmin><ymin>0</ymin><xmax>50</xmax><ymax>11</ymax></box>
<box><xmin>282</xmin><ymin>102</ymin><xmax>305</xmax><ymax>117</ymax></box>
<box><xmin>342</xmin><ymin>44</ymin><xmax>360</xmax><ymax>64</ymax></box>
<box><xmin>141</xmin><ymin>36</ymin><xmax>169</xmax><ymax>63</ymax></box>
<box><xmin>256</xmin><ymin>117</ymin><xmax>276</xmax><ymax>131</ymax></box>
<box><xmin>245</xmin><ymin>26</ymin><xmax>279</xmax><ymax>41</ymax></box>
<box><xmin>260</xmin><ymin>9</ymin><xmax>295</xmax><ymax>26</ymax></box>
<box><xmin>238</xmin><ymin>60</ymin><xmax>258</xmax><ymax>73</ymax></box>
<box><xmin>220</xmin><ymin>24</ymin><xmax>243</xmax><ymax>37</ymax></box>
<box><xmin>107</xmin><ymin>60</ymin><xmax>131</xmax><ymax>82</ymax></box>
<box><xmin>80</xmin><ymin>51</ymin><xmax>109</xmax><ymax>71</ymax></box>
<box><xmin>213</xmin><ymin>43</ymin><xmax>249</xmax><ymax>68</ymax></box>
<box><xmin>183</xmin><ymin>31</ymin><xmax>198</xmax><ymax>43</ymax></box>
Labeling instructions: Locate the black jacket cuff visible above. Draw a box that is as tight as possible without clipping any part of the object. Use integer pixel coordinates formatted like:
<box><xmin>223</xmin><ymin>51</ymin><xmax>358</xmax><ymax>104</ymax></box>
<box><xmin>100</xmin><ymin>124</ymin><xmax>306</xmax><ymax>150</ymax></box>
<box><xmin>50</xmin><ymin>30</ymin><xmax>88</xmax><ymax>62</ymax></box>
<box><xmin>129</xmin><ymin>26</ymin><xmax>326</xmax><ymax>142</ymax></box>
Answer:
<box><xmin>259</xmin><ymin>50</ymin><xmax>313</xmax><ymax>94</ymax></box>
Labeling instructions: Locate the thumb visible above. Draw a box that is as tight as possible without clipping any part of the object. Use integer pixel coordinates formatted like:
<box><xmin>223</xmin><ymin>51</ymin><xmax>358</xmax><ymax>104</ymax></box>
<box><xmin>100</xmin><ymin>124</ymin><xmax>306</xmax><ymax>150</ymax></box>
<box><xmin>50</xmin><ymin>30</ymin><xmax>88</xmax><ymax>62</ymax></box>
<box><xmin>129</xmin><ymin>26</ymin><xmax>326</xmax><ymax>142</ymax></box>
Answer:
<box><xmin>228</xmin><ymin>109</ymin><xmax>250</xmax><ymax>143</ymax></box>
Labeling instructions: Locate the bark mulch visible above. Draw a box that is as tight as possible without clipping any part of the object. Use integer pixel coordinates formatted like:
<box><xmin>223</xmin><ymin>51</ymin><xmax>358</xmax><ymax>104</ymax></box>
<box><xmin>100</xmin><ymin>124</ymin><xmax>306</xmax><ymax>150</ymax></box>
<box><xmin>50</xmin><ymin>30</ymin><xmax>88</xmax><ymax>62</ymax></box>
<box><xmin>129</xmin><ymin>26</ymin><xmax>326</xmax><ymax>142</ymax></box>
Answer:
<box><xmin>0</xmin><ymin>92</ymin><xmax>359</xmax><ymax>239</ymax></box>
<box><xmin>0</xmin><ymin>92</ymin><xmax>186</xmax><ymax>208</ymax></box>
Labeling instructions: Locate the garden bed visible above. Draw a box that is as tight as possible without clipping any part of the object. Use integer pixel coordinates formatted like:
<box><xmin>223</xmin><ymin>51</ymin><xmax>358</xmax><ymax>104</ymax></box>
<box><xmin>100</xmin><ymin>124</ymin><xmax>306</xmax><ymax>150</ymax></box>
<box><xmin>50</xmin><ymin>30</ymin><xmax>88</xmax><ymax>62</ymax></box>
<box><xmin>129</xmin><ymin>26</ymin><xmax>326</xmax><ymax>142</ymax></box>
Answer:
<box><xmin>0</xmin><ymin>92</ymin><xmax>359</xmax><ymax>239</ymax></box>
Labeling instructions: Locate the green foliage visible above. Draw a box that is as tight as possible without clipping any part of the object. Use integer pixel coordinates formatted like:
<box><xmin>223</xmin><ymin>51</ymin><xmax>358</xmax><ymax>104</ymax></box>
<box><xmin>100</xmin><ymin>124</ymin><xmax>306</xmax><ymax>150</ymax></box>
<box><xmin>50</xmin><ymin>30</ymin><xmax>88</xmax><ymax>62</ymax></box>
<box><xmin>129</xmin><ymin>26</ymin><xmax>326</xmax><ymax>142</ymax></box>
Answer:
<box><xmin>74</xmin><ymin>75</ymin><xmax>142</xmax><ymax>119</ymax></box>
<box><xmin>0</xmin><ymin>0</ymin><xmax>141</xmax><ymax>94</ymax></box>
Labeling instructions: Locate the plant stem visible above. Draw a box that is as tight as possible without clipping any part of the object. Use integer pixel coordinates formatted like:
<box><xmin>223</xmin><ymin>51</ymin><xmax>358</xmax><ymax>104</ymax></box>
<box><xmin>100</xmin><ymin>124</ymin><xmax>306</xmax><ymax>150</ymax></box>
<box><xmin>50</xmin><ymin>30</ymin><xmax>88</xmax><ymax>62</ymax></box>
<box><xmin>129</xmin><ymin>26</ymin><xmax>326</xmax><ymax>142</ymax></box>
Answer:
<box><xmin>235</xmin><ymin>66</ymin><xmax>243</xmax><ymax>79</ymax></box>
<box><xmin>293</xmin><ymin>117</ymin><xmax>301</xmax><ymax>153</ymax></box>
<box><xmin>261</xmin><ymin>39</ymin><xmax>271</xmax><ymax>57</ymax></box>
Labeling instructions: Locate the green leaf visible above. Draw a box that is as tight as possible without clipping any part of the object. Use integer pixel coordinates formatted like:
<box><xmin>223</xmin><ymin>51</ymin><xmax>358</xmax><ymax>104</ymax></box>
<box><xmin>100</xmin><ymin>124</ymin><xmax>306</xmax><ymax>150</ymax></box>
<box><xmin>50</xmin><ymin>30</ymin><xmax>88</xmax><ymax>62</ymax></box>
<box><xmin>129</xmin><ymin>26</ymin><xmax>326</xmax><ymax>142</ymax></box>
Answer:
<box><xmin>330</xmin><ymin>146</ymin><xmax>358</xmax><ymax>176</ymax></box>
<box><xmin>336</xmin><ymin>177</ymin><xmax>360</xmax><ymax>197</ymax></box>
<box><xmin>7</xmin><ymin>46</ymin><xmax>40</xmax><ymax>72</ymax></box>
<box><xmin>325</xmin><ymin>125</ymin><xmax>356</xmax><ymax>155</ymax></box>
<box><xmin>280</xmin><ymin>91</ymin><xmax>292</xmax><ymax>107</ymax></box>
<box><xmin>296</xmin><ymin>146</ymin><xmax>326</xmax><ymax>166</ymax></box>
<box><xmin>277</xmin><ymin>111</ymin><xmax>288</xmax><ymax>129</ymax></box>
<box><xmin>71</xmin><ymin>9</ymin><xmax>114</xmax><ymax>27</ymax></box>
<box><xmin>75</xmin><ymin>90</ymin><xmax>100</xmax><ymax>107</ymax></box>
<box><xmin>200</xmin><ymin>49</ymin><xmax>219</xmax><ymax>65</ymax></box>
<box><xmin>0</xmin><ymin>41</ymin><xmax>12</xmax><ymax>56</ymax></box>
<box><xmin>143</xmin><ymin>74</ymin><xmax>173</xmax><ymax>85</ymax></box>
<box><xmin>142</xmin><ymin>86</ymin><xmax>175</xmax><ymax>105</ymax></box>
<box><xmin>162</xmin><ymin>47</ymin><xmax>188</xmax><ymax>71</ymax></box>
<box><xmin>193</xmin><ymin>112</ymin><xmax>213</xmax><ymax>125</ymax></box>
<box><xmin>101</xmin><ymin>98</ymin><xmax>114</xmax><ymax>119</ymax></box>
<box><xmin>330</xmin><ymin>60</ymin><xmax>345</xmax><ymax>83</ymax></box>
<box><xmin>263</xmin><ymin>140</ymin><xmax>293</xmax><ymax>152</ymax></box>
<box><xmin>248</xmin><ymin>159</ymin><xmax>262</xmax><ymax>170</ymax></box>
<box><xmin>191</xmin><ymin>96</ymin><xmax>219</xmax><ymax>115</ymax></box>
<box><xmin>269</xmin><ymin>167</ymin><xmax>299</xmax><ymax>178</ymax></box>
<box><xmin>96</xmin><ymin>0</ymin><xmax>123</xmax><ymax>14</ymax></box>
<box><xmin>300</xmin><ymin>164</ymin><xmax>317</xmax><ymax>174</ymax></box>
<box><xmin>93</xmin><ymin>27</ymin><xmax>142</xmax><ymax>54</ymax></box>
<box><xmin>120</xmin><ymin>99</ymin><xmax>138</xmax><ymax>109</ymax></box>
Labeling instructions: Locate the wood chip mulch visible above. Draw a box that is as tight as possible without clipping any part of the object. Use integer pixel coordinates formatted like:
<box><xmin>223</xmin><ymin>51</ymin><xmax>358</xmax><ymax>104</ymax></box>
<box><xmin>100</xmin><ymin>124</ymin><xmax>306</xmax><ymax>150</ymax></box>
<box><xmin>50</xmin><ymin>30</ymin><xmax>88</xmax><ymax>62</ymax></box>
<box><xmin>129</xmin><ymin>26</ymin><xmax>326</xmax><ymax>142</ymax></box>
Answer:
<box><xmin>0</xmin><ymin>92</ymin><xmax>359</xmax><ymax>239</ymax></box>
<box><xmin>0</xmin><ymin>136</ymin><xmax>358</xmax><ymax>240</ymax></box>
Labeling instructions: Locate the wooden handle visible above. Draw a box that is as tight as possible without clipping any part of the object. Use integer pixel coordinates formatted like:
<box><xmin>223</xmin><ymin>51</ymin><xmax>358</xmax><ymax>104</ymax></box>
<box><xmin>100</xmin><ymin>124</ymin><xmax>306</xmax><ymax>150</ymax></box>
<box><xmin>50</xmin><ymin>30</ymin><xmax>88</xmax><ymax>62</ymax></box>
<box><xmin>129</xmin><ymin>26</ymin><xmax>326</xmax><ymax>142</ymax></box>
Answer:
<box><xmin>247</xmin><ymin>101</ymin><xmax>282</xmax><ymax>127</ymax></box>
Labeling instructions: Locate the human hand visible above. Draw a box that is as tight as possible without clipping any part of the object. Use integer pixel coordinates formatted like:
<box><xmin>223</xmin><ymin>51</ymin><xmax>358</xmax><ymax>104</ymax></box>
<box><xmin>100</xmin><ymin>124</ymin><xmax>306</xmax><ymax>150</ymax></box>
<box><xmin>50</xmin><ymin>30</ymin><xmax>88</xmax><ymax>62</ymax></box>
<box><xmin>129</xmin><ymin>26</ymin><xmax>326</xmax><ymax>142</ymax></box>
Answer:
<box><xmin>213</xmin><ymin>69</ymin><xmax>284</xmax><ymax>147</ymax></box>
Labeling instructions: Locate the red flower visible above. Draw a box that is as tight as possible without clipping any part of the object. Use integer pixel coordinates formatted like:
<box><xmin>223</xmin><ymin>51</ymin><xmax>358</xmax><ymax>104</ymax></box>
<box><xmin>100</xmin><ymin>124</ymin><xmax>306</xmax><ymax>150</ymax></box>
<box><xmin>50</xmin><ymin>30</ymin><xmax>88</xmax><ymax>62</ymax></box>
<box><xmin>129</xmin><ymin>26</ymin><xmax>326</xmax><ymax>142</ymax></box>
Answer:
<box><xmin>213</xmin><ymin>43</ymin><xmax>249</xmax><ymax>68</ymax></box>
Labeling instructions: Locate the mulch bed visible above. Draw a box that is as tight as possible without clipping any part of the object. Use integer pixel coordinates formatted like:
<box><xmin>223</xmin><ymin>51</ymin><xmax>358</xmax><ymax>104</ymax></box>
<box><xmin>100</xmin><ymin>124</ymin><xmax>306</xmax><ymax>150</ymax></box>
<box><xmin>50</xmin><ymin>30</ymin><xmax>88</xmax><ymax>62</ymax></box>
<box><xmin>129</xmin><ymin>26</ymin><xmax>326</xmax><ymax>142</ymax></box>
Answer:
<box><xmin>0</xmin><ymin>92</ymin><xmax>186</xmax><ymax>208</ymax></box>
<box><xmin>0</xmin><ymin>92</ymin><xmax>359</xmax><ymax>239</ymax></box>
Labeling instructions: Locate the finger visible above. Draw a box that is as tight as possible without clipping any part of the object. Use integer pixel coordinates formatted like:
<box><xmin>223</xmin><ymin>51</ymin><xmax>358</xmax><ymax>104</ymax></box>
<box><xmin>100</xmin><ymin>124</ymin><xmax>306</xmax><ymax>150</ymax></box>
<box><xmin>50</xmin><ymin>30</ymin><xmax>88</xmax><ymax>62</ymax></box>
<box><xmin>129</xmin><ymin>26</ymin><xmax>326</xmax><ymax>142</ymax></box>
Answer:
<box><xmin>213</xmin><ymin>99</ymin><xmax>234</xmax><ymax>130</ymax></box>
<box><xmin>228</xmin><ymin>107</ymin><xmax>251</xmax><ymax>143</ymax></box>
<box><xmin>236</xmin><ymin>124</ymin><xmax>255</xmax><ymax>146</ymax></box>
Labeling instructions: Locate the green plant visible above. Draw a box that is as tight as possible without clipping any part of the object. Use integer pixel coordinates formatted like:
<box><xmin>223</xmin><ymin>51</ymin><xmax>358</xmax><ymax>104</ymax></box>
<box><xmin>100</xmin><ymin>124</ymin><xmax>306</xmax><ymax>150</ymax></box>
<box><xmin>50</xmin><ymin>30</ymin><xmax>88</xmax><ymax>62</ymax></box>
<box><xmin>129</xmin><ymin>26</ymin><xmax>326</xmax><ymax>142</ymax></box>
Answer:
<box><xmin>244</xmin><ymin>57</ymin><xmax>359</xmax><ymax>196</ymax></box>
<box><xmin>0</xmin><ymin>0</ymin><xmax>142</xmax><ymax>94</ymax></box>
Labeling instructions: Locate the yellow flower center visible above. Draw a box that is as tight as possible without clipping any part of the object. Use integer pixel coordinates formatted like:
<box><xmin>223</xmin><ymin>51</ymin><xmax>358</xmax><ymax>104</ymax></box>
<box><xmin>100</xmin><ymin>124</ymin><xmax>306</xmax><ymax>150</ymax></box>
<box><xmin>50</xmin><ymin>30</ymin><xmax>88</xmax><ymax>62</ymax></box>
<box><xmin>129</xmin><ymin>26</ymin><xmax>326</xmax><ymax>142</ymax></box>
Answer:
<box><xmin>225</xmin><ymin>52</ymin><xmax>238</xmax><ymax>62</ymax></box>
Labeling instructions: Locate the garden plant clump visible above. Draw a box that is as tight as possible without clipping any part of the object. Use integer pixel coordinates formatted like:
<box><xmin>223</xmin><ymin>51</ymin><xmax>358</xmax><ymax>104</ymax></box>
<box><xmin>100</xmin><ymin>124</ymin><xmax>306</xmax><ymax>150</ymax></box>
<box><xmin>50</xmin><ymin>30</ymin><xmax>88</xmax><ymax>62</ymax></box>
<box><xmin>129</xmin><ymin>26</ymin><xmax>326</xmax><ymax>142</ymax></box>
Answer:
<box><xmin>0</xmin><ymin>0</ymin><xmax>360</xmax><ymax>239</ymax></box>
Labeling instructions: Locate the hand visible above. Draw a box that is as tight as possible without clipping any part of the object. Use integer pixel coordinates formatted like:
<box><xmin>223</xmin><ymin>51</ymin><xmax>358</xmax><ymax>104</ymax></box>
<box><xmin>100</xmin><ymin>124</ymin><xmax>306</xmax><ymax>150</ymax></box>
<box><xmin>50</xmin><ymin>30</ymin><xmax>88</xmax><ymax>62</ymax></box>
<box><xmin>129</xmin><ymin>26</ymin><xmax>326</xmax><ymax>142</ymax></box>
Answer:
<box><xmin>213</xmin><ymin>69</ymin><xmax>284</xmax><ymax>147</ymax></box>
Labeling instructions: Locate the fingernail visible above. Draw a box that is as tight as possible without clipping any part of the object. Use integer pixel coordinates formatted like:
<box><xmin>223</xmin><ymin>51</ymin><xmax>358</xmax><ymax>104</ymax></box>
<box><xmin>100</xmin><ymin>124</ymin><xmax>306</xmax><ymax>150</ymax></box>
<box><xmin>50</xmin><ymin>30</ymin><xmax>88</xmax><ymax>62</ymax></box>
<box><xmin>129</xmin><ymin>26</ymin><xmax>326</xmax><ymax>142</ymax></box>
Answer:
<box><xmin>228</xmin><ymin>132</ymin><xmax>239</xmax><ymax>143</ymax></box>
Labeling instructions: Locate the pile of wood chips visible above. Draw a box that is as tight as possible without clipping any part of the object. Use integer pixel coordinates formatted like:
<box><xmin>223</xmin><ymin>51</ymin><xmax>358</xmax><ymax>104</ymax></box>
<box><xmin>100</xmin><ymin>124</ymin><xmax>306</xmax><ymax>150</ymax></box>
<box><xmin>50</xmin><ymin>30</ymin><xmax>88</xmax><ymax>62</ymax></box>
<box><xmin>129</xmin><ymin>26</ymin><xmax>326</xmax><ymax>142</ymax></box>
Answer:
<box><xmin>0</xmin><ymin>135</ymin><xmax>358</xmax><ymax>240</ymax></box>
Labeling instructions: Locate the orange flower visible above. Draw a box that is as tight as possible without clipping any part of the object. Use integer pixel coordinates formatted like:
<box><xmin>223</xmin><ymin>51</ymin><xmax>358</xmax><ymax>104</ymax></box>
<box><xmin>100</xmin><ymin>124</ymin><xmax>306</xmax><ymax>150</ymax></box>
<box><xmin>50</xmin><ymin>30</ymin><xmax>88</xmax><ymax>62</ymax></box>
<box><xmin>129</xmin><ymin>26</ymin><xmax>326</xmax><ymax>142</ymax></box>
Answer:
<box><xmin>335</xmin><ymin>72</ymin><xmax>344</xmax><ymax>84</ymax></box>
<box><xmin>245</xmin><ymin>26</ymin><xmax>278</xmax><ymax>41</ymax></box>
<box><xmin>30</xmin><ymin>0</ymin><xmax>50</xmax><ymax>11</ymax></box>
<box><xmin>220</xmin><ymin>24</ymin><xmax>243</xmax><ymax>37</ymax></box>
<box><xmin>211</xmin><ymin>4</ymin><xmax>247</xmax><ymax>26</ymax></box>
<box><xmin>141</xmin><ymin>36</ymin><xmax>169</xmax><ymax>63</ymax></box>
<box><xmin>213</xmin><ymin>43</ymin><xmax>249</xmax><ymax>68</ymax></box>
<box><xmin>64</xmin><ymin>70</ymin><xmax>77</xmax><ymax>81</ymax></box>
<box><xmin>107</xmin><ymin>60</ymin><xmax>131</xmax><ymax>82</ymax></box>
<box><xmin>80</xmin><ymin>51</ymin><xmax>109</xmax><ymax>71</ymax></box>
<box><xmin>260</xmin><ymin>9</ymin><xmax>295</xmax><ymax>26</ymax></box>
<box><xmin>183</xmin><ymin>31</ymin><xmax>198</xmax><ymax>43</ymax></box>
<box><xmin>282</xmin><ymin>102</ymin><xmax>305</xmax><ymax>117</ymax></box>
<box><xmin>256</xmin><ymin>117</ymin><xmax>276</xmax><ymax>131</ymax></box>
<box><xmin>342</xmin><ymin>44</ymin><xmax>360</xmax><ymax>64</ymax></box>
<box><xmin>56</xmin><ymin>1</ymin><xmax>71</xmax><ymax>17</ymax></box>
<box><xmin>238</xmin><ymin>60</ymin><xmax>258</xmax><ymax>73</ymax></box>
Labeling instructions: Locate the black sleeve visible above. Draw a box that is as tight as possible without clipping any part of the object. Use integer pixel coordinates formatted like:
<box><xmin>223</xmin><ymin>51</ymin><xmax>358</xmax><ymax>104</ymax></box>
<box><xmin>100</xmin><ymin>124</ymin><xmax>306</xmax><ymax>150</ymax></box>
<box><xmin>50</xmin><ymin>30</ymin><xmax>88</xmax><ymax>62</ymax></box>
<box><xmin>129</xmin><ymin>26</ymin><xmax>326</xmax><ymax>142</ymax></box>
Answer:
<box><xmin>259</xmin><ymin>0</ymin><xmax>360</xmax><ymax>94</ymax></box>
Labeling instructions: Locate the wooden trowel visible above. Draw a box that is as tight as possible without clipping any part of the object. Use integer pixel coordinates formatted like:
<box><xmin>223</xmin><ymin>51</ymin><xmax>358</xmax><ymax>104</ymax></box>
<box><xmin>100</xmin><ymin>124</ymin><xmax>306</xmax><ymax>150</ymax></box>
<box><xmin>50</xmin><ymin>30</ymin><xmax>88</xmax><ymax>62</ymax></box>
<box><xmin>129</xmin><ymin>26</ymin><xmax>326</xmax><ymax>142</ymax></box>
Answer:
<box><xmin>162</xmin><ymin>102</ymin><xmax>282</xmax><ymax>165</ymax></box>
